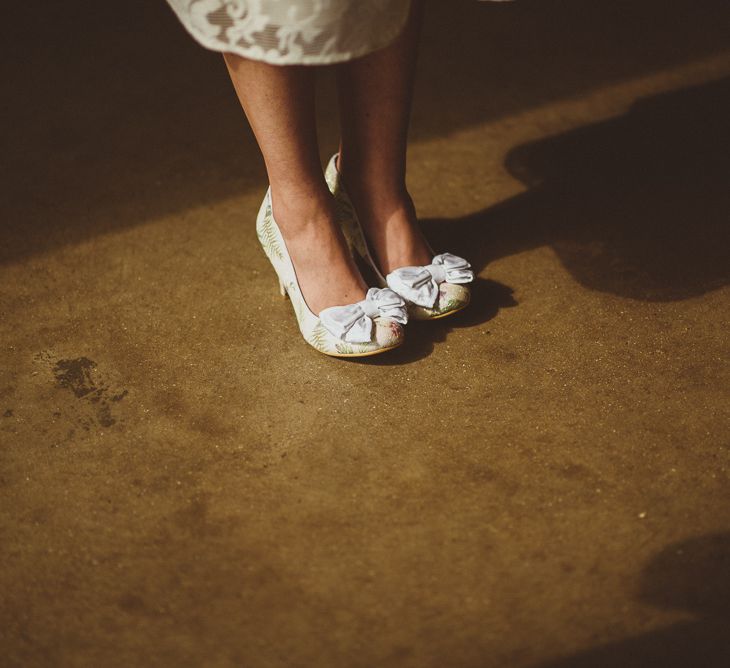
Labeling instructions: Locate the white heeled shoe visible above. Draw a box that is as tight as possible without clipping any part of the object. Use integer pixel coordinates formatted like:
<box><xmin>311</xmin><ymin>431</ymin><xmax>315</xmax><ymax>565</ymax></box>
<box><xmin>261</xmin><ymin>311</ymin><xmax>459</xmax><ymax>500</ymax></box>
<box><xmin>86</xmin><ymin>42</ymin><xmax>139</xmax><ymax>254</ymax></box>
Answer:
<box><xmin>325</xmin><ymin>154</ymin><xmax>474</xmax><ymax>320</ymax></box>
<box><xmin>256</xmin><ymin>189</ymin><xmax>408</xmax><ymax>357</ymax></box>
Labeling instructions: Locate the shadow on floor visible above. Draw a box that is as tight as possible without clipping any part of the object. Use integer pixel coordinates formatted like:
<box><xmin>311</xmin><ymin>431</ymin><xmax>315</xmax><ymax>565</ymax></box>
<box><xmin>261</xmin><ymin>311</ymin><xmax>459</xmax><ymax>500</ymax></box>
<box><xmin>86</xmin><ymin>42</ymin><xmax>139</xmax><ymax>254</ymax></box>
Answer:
<box><xmin>534</xmin><ymin>532</ymin><xmax>730</xmax><ymax>668</ymax></box>
<box><xmin>350</xmin><ymin>277</ymin><xmax>517</xmax><ymax>365</ymax></box>
<box><xmin>423</xmin><ymin>76</ymin><xmax>730</xmax><ymax>303</ymax></box>
<box><xmin>2</xmin><ymin>0</ymin><xmax>729</xmax><ymax>264</ymax></box>
<box><xmin>344</xmin><ymin>76</ymin><xmax>729</xmax><ymax>364</ymax></box>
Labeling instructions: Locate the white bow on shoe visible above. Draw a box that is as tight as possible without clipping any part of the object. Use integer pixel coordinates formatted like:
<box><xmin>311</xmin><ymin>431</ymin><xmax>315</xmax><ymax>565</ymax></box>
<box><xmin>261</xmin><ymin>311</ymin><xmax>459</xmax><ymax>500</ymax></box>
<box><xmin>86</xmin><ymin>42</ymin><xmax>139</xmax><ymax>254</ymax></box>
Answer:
<box><xmin>386</xmin><ymin>253</ymin><xmax>474</xmax><ymax>308</ymax></box>
<box><xmin>319</xmin><ymin>288</ymin><xmax>407</xmax><ymax>343</ymax></box>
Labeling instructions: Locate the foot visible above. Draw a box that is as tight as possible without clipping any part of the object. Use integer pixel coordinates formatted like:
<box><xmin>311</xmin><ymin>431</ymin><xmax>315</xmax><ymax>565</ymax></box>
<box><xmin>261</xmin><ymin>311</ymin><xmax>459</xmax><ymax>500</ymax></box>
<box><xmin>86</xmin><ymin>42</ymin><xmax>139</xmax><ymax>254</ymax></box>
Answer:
<box><xmin>327</xmin><ymin>155</ymin><xmax>473</xmax><ymax>321</ymax></box>
<box><xmin>333</xmin><ymin>154</ymin><xmax>432</xmax><ymax>274</ymax></box>
<box><xmin>270</xmin><ymin>193</ymin><xmax>368</xmax><ymax>315</ymax></box>
<box><xmin>345</xmin><ymin>189</ymin><xmax>433</xmax><ymax>276</ymax></box>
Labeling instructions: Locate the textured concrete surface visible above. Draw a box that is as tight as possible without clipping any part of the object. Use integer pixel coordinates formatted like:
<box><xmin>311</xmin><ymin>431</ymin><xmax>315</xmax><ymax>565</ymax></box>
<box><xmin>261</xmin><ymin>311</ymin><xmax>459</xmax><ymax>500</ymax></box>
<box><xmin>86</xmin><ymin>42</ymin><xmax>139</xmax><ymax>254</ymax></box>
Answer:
<box><xmin>2</xmin><ymin>1</ymin><xmax>729</xmax><ymax>666</ymax></box>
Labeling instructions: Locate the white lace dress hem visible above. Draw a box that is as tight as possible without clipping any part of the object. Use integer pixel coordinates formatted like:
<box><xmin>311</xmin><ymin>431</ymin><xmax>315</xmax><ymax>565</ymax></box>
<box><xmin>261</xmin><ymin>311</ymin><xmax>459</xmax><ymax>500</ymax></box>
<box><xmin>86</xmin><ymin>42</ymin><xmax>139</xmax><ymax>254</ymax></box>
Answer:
<box><xmin>165</xmin><ymin>0</ymin><xmax>414</xmax><ymax>66</ymax></box>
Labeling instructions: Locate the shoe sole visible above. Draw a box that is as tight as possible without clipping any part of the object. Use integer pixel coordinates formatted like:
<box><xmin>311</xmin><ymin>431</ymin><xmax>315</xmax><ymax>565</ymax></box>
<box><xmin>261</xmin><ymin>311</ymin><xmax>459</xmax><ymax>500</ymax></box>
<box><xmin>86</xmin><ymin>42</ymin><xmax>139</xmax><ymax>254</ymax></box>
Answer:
<box><xmin>318</xmin><ymin>340</ymin><xmax>404</xmax><ymax>358</ymax></box>
<box><xmin>411</xmin><ymin>302</ymin><xmax>469</xmax><ymax>321</ymax></box>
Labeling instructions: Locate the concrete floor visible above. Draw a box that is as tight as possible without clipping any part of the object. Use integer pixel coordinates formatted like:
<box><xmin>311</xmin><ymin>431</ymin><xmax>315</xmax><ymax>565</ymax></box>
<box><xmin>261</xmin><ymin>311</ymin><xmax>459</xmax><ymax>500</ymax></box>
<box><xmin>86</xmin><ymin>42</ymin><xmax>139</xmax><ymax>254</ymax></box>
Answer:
<box><xmin>2</xmin><ymin>1</ymin><xmax>729</xmax><ymax>666</ymax></box>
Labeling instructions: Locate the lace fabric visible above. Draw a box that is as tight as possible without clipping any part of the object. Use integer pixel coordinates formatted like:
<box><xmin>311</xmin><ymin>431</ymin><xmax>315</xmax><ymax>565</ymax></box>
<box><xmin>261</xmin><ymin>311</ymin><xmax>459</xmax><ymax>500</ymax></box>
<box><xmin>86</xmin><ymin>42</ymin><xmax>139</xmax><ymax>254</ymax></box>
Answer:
<box><xmin>165</xmin><ymin>0</ymin><xmax>414</xmax><ymax>65</ymax></box>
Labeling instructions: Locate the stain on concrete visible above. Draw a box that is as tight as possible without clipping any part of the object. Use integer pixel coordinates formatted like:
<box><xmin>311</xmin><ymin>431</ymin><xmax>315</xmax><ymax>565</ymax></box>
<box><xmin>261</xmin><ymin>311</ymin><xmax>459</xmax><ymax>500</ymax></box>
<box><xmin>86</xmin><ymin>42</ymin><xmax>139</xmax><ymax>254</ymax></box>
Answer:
<box><xmin>116</xmin><ymin>593</ymin><xmax>158</xmax><ymax>617</ymax></box>
<box><xmin>2</xmin><ymin>409</ymin><xmax>12</xmax><ymax>418</ymax></box>
<box><xmin>96</xmin><ymin>403</ymin><xmax>115</xmax><ymax>428</ymax></box>
<box><xmin>111</xmin><ymin>390</ymin><xmax>128</xmax><ymax>402</ymax></box>
<box><xmin>53</xmin><ymin>357</ymin><xmax>98</xmax><ymax>398</ymax></box>
<box><xmin>47</xmin><ymin>356</ymin><xmax>127</xmax><ymax>429</ymax></box>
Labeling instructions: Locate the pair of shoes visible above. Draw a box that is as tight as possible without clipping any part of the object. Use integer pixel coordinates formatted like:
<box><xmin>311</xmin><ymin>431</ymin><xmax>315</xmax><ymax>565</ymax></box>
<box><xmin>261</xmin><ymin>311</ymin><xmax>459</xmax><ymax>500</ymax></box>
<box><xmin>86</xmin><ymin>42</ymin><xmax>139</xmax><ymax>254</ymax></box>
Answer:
<box><xmin>256</xmin><ymin>188</ymin><xmax>407</xmax><ymax>358</ymax></box>
<box><xmin>324</xmin><ymin>153</ymin><xmax>474</xmax><ymax>321</ymax></box>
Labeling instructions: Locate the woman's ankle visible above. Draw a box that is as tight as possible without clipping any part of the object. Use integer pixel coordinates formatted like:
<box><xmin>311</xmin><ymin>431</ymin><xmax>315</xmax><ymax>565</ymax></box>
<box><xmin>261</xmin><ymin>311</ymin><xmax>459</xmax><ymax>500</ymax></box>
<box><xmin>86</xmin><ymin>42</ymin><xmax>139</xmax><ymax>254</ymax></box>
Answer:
<box><xmin>352</xmin><ymin>196</ymin><xmax>432</xmax><ymax>274</ymax></box>
<box><xmin>269</xmin><ymin>187</ymin><xmax>336</xmax><ymax>238</ymax></box>
<box><xmin>342</xmin><ymin>176</ymin><xmax>414</xmax><ymax>228</ymax></box>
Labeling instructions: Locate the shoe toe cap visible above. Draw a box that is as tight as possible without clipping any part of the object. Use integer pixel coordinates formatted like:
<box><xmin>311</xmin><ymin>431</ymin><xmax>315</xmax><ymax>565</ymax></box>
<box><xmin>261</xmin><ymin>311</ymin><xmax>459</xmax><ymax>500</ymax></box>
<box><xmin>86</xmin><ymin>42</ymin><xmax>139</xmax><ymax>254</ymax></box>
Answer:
<box><xmin>439</xmin><ymin>282</ymin><xmax>471</xmax><ymax>310</ymax></box>
<box><xmin>410</xmin><ymin>282</ymin><xmax>471</xmax><ymax>320</ymax></box>
<box><xmin>374</xmin><ymin>318</ymin><xmax>405</xmax><ymax>349</ymax></box>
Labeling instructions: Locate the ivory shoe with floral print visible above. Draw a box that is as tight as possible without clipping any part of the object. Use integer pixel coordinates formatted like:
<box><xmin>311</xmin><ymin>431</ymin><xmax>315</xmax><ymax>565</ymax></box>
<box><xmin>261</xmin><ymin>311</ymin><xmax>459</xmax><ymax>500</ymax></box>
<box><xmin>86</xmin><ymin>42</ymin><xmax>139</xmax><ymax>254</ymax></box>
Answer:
<box><xmin>324</xmin><ymin>153</ymin><xmax>474</xmax><ymax>320</ymax></box>
<box><xmin>256</xmin><ymin>189</ymin><xmax>408</xmax><ymax>358</ymax></box>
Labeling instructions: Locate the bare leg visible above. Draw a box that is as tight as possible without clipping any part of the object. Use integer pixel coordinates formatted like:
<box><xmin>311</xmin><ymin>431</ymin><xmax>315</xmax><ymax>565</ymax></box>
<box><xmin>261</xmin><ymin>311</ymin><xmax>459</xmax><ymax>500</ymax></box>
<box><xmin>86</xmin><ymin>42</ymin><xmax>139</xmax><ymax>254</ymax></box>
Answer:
<box><xmin>335</xmin><ymin>0</ymin><xmax>432</xmax><ymax>275</ymax></box>
<box><xmin>223</xmin><ymin>54</ymin><xmax>367</xmax><ymax>314</ymax></box>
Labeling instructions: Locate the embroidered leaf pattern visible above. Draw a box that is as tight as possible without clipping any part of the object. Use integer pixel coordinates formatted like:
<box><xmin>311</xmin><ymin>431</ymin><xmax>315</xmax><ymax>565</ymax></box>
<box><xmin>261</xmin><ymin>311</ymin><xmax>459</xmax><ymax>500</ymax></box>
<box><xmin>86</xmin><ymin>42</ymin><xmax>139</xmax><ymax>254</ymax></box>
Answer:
<box><xmin>259</xmin><ymin>207</ymin><xmax>284</xmax><ymax>261</ymax></box>
<box><xmin>335</xmin><ymin>342</ymin><xmax>355</xmax><ymax>356</ymax></box>
<box><xmin>310</xmin><ymin>323</ymin><xmax>330</xmax><ymax>353</ymax></box>
<box><xmin>292</xmin><ymin>286</ymin><xmax>306</xmax><ymax>322</ymax></box>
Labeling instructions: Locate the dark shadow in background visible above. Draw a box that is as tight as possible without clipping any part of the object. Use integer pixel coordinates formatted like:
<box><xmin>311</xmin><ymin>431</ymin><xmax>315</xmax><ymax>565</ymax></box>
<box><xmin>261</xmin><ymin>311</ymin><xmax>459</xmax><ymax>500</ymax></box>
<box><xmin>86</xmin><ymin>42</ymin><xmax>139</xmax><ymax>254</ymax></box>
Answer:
<box><xmin>423</xmin><ymin>77</ymin><xmax>730</xmax><ymax>310</ymax></box>
<box><xmin>2</xmin><ymin>0</ymin><xmax>729</xmax><ymax>263</ymax></box>
<box><xmin>534</xmin><ymin>532</ymin><xmax>730</xmax><ymax>668</ymax></box>
<box><xmin>373</xmin><ymin>75</ymin><xmax>730</xmax><ymax>361</ymax></box>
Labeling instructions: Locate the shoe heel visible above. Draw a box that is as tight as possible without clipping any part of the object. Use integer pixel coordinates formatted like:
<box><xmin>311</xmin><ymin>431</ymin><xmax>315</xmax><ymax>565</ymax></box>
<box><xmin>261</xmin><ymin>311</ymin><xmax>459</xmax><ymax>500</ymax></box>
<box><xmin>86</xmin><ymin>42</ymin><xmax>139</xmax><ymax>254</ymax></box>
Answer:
<box><xmin>278</xmin><ymin>277</ymin><xmax>288</xmax><ymax>299</ymax></box>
